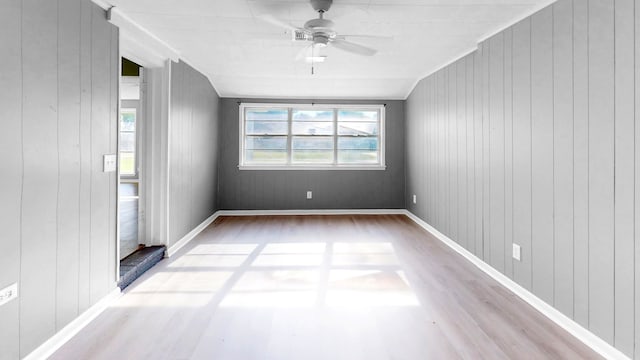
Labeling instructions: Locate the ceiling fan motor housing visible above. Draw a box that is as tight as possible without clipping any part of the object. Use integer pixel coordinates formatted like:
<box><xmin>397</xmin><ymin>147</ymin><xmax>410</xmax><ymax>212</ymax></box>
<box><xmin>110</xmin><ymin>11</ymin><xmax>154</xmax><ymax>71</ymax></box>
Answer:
<box><xmin>304</xmin><ymin>18</ymin><xmax>335</xmax><ymax>31</ymax></box>
<box><xmin>313</xmin><ymin>34</ymin><xmax>330</xmax><ymax>47</ymax></box>
<box><xmin>310</xmin><ymin>0</ymin><xmax>333</xmax><ymax>13</ymax></box>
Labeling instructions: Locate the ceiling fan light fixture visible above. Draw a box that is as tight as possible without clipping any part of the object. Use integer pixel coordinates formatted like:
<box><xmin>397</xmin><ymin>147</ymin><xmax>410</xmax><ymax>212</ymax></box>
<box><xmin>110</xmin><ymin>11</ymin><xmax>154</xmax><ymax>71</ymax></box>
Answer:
<box><xmin>260</xmin><ymin>0</ymin><xmax>379</xmax><ymax>62</ymax></box>
<box><xmin>306</xmin><ymin>56</ymin><xmax>327</xmax><ymax>63</ymax></box>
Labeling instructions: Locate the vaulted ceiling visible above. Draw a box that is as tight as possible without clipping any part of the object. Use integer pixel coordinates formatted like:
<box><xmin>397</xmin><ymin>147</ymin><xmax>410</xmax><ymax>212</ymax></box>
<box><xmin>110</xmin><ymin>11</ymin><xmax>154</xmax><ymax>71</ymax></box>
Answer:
<box><xmin>104</xmin><ymin>0</ymin><xmax>555</xmax><ymax>99</ymax></box>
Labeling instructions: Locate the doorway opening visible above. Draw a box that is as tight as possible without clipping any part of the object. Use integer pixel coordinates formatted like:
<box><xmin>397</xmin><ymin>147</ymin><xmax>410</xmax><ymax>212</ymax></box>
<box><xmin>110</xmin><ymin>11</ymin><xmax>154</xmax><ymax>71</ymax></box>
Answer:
<box><xmin>119</xmin><ymin>57</ymin><xmax>143</xmax><ymax>260</ymax></box>
<box><xmin>118</xmin><ymin>57</ymin><xmax>166</xmax><ymax>289</ymax></box>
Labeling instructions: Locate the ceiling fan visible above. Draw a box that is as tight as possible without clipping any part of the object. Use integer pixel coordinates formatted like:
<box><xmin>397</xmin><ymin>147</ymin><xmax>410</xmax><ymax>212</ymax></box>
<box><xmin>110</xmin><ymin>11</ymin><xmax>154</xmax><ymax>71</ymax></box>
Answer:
<box><xmin>260</xmin><ymin>0</ymin><xmax>382</xmax><ymax>62</ymax></box>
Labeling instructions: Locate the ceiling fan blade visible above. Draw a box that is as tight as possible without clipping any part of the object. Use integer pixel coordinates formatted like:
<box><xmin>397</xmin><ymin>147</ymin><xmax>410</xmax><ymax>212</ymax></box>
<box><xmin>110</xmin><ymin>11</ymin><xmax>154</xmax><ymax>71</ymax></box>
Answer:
<box><xmin>257</xmin><ymin>14</ymin><xmax>306</xmax><ymax>33</ymax></box>
<box><xmin>336</xmin><ymin>34</ymin><xmax>394</xmax><ymax>40</ymax></box>
<box><xmin>331</xmin><ymin>39</ymin><xmax>377</xmax><ymax>56</ymax></box>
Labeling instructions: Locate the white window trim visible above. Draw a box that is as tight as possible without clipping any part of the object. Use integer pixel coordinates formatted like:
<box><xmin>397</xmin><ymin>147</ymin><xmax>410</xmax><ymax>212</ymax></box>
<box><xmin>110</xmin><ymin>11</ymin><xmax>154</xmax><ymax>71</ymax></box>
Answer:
<box><xmin>238</xmin><ymin>103</ymin><xmax>386</xmax><ymax>170</ymax></box>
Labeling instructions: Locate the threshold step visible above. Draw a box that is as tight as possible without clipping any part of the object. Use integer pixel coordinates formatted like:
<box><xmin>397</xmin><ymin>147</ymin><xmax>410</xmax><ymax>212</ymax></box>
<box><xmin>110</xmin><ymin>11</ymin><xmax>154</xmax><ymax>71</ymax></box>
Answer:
<box><xmin>119</xmin><ymin>245</ymin><xmax>166</xmax><ymax>290</ymax></box>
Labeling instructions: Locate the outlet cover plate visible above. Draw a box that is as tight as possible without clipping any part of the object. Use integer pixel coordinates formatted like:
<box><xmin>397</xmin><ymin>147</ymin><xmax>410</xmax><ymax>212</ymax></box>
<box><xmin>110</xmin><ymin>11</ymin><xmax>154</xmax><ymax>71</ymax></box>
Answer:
<box><xmin>306</xmin><ymin>191</ymin><xmax>312</xmax><ymax>199</ymax></box>
<box><xmin>512</xmin><ymin>244</ymin><xmax>521</xmax><ymax>261</ymax></box>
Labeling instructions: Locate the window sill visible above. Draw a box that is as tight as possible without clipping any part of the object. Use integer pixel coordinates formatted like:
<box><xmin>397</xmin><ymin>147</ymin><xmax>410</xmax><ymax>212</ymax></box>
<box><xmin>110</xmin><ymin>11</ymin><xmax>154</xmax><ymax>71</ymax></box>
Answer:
<box><xmin>238</xmin><ymin>165</ymin><xmax>387</xmax><ymax>171</ymax></box>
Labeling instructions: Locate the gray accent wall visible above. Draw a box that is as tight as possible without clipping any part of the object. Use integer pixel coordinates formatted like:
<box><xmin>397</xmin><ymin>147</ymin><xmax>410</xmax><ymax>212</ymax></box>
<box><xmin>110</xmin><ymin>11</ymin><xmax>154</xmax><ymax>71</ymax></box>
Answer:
<box><xmin>0</xmin><ymin>0</ymin><xmax>119</xmax><ymax>358</ymax></box>
<box><xmin>218</xmin><ymin>99</ymin><xmax>405</xmax><ymax>210</ymax></box>
<box><xmin>167</xmin><ymin>61</ymin><xmax>220</xmax><ymax>247</ymax></box>
<box><xmin>405</xmin><ymin>0</ymin><xmax>640</xmax><ymax>358</ymax></box>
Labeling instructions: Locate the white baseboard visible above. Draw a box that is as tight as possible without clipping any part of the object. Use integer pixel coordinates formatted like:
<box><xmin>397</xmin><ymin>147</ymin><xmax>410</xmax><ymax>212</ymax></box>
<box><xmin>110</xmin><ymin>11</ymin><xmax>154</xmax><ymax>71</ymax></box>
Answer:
<box><xmin>402</xmin><ymin>210</ymin><xmax>630</xmax><ymax>360</ymax></box>
<box><xmin>166</xmin><ymin>211</ymin><xmax>221</xmax><ymax>257</ymax></box>
<box><xmin>216</xmin><ymin>209</ymin><xmax>406</xmax><ymax>216</ymax></box>
<box><xmin>23</xmin><ymin>287</ymin><xmax>122</xmax><ymax>360</ymax></box>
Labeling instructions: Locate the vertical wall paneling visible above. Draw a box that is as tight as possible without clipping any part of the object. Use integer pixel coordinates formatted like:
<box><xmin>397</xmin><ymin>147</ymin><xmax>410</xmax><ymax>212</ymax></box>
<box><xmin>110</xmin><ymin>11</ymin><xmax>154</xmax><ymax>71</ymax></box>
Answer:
<box><xmin>89</xmin><ymin>3</ymin><xmax>111</xmax><ymax>305</ymax></box>
<box><xmin>419</xmin><ymin>81</ymin><xmax>426</xmax><ymax>219</ymax></box>
<box><xmin>168</xmin><ymin>62</ymin><xmax>180</xmax><ymax>243</ymax></box>
<box><xmin>511</xmin><ymin>18</ymin><xmax>533</xmax><ymax>290</ymax></box>
<box><xmin>449</xmin><ymin>65</ymin><xmax>458</xmax><ymax>240</ymax></box>
<box><xmin>0</xmin><ymin>2</ymin><xmax>119</xmax><ymax>356</ymax></box>
<box><xmin>530</xmin><ymin>7</ymin><xmax>555</xmax><ymax>304</ymax></box>
<box><xmin>424</xmin><ymin>79</ymin><xmax>428</xmax><ymax>221</ymax></box>
<box><xmin>185</xmin><ymin>64</ymin><xmax>194</xmax><ymax>232</ymax></box>
<box><xmin>443</xmin><ymin>70</ymin><xmax>450</xmax><ymax>233</ymax></box>
<box><xmin>0</xmin><ymin>1</ymin><xmax>22</xmax><ymax>358</ymax></box>
<box><xmin>614</xmin><ymin>0</ymin><xmax>636</xmax><ymax>356</ymax></box>
<box><xmin>430</xmin><ymin>77</ymin><xmax>437</xmax><ymax>224</ymax></box>
<box><xmin>425</xmin><ymin>78</ymin><xmax>431</xmax><ymax>221</ymax></box>
<box><xmin>405</xmin><ymin>90</ymin><xmax>414</xmax><ymax>212</ymax></box>
<box><xmin>108</xmin><ymin>23</ymin><xmax>118</xmax><ymax>288</ymax></box>
<box><xmin>412</xmin><ymin>82</ymin><xmax>419</xmax><ymax>217</ymax></box>
<box><xmin>421</xmin><ymin>81</ymin><xmax>427</xmax><ymax>218</ymax></box>
<box><xmin>482</xmin><ymin>42</ymin><xmax>491</xmax><ymax>262</ymax></box>
<box><xmin>588</xmin><ymin>0</ymin><xmax>615</xmax><ymax>342</ymax></box>
<box><xmin>474</xmin><ymin>49</ymin><xmax>484</xmax><ymax>258</ymax></box>
<box><xmin>552</xmin><ymin>0</ymin><xmax>575</xmax><ymax>318</ymax></box>
<box><xmin>635</xmin><ymin>0</ymin><xmax>640</xmax><ymax>357</ymax></box>
<box><xmin>416</xmin><ymin>80</ymin><xmax>422</xmax><ymax>216</ymax></box>
<box><xmin>572</xmin><ymin>0</ymin><xmax>590</xmax><ymax>328</ymax></box>
<box><xmin>77</xmin><ymin>0</ymin><xmax>93</xmax><ymax>314</ymax></box>
<box><xmin>56</xmin><ymin>0</ymin><xmax>82</xmax><ymax>329</ymax></box>
<box><xmin>421</xmin><ymin>79</ymin><xmax>427</xmax><ymax>220</ymax></box>
<box><xmin>404</xmin><ymin>0</ymin><xmax>638</xmax><ymax>355</ymax></box>
<box><xmin>489</xmin><ymin>33</ymin><xmax>506</xmax><ymax>273</ymax></box>
<box><xmin>504</xmin><ymin>28</ymin><xmax>514</xmax><ymax>279</ymax></box>
<box><xmin>437</xmin><ymin>71</ymin><xmax>444</xmax><ymax>230</ymax></box>
<box><xmin>422</xmin><ymin>80</ymin><xmax>428</xmax><ymax>219</ymax></box>
<box><xmin>457</xmin><ymin>59</ymin><xmax>468</xmax><ymax>251</ymax></box>
<box><xmin>466</xmin><ymin>55</ymin><xmax>476</xmax><ymax>255</ymax></box>
<box><xmin>20</xmin><ymin>0</ymin><xmax>59</xmax><ymax>354</ymax></box>
<box><xmin>417</xmin><ymin>83</ymin><xmax>422</xmax><ymax>215</ymax></box>
<box><xmin>441</xmin><ymin>70</ymin><xmax>447</xmax><ymax>232</ymax></box>
<box><xmin>167</xmin><ymin>60</ymin><xmax>220</xmax><ymax>247</ymax></box>
<box><xmin>415</xmin><ymin>82</ymin><xmax>420</xmax><ymax>218</ymax></box>
<box><xmin>190</xmin><ymin>68</ymin><xmax>219</xmax><ymax>227</ymax></box>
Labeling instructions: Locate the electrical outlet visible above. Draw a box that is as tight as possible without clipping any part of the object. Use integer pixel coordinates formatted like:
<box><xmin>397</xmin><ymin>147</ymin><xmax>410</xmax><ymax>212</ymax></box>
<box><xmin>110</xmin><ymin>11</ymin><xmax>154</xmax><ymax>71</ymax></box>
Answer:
<box><xmin>512</xmin><ymin>244</ymin><xmax>521</xmax><ymax>261</ymax></box>
<box><xmin>412</xmin><ymin>195</ymin><xmax>417</xmax><ymax>204</ymax></box>
<box><xmin>306</xmin><ymin>191</ymin><xmax>312</xmax><ymax>199</ymax></box>
<box><xmin>0</xmin><ymin>283</ymin><xmax>18</xmax><ymax>307</ymax></box>
<box><xmin>103</xmin><ymin>154</ymin><xmax>117</xmax><ymax>173</ymax></box>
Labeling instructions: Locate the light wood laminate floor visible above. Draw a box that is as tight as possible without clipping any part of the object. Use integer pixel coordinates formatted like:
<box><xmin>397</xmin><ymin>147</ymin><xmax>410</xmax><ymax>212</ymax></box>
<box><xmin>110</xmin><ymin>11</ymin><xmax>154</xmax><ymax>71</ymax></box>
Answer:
<box><xmin>52</xmin><ymin>215</ymin><xmax>601</xmax><ymax>360</ymax></box>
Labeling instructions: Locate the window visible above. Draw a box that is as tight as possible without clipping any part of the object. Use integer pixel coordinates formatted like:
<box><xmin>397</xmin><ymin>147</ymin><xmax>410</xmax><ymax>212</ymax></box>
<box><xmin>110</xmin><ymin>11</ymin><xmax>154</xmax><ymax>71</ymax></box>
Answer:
<box><xmin>120</xmin><ymin>108</ymin><xmax>137</xmax><ymax>176</ymax></box>
<box><xmin>239</xmin><ymin>104</ymin><xmax>385</xmax><ymax>170</ymax></box>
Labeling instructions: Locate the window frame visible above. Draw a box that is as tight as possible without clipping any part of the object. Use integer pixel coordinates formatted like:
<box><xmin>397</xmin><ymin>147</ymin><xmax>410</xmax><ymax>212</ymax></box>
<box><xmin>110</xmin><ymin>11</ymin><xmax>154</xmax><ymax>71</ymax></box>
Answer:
<box><xmin>238</xmin><ymin>103</ymin><xmax>386</xmax><ymax>170</ymax></box>
<box><xmin>119</xmin><ymin>106</ymin><xmax>138</xmax><ymax>178</ymax></box>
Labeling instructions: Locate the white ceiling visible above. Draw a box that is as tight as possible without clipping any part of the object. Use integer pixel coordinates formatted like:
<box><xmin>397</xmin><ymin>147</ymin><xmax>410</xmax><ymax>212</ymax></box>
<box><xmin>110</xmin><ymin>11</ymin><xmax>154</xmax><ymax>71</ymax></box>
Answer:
<box><xmin>105</xmin><ymin>0</ymin><xmax>556</xmax><ymax>99</ymax></box>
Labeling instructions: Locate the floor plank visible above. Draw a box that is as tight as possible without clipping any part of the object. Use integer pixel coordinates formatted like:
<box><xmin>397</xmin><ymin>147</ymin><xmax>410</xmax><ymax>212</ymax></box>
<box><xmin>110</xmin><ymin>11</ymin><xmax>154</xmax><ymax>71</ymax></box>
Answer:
<box><xmin>51</xmin><ymin>215</ymin><xmax>600</xmax><ymax>360</ymax></box>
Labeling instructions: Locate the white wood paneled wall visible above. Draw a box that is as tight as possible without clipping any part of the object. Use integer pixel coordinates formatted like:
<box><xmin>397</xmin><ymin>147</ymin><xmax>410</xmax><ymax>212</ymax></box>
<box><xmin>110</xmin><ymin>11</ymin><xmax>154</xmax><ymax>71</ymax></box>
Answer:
<box><xmin>405</xmin><ymin>0</ymin><xmax>639</xmax><ymax>358</ymax></box>
<box><xmin>0</xmin><ymin>0</ymin><xmax>119</xmax><ymax>358</ymax></box>
<box><xmin>167</xmin><ymin>60</ymin><xmax>220</xmax><ymax>248</ymax></box>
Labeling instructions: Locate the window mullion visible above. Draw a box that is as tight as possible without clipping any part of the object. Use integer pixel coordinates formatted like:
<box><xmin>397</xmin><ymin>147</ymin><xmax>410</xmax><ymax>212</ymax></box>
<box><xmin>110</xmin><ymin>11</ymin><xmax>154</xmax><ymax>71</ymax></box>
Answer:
<box><xmin>333</xmin><ymin>108</ymin><xmax>338</xmax><ymax>165</ymax></box>
<box><xmin>287</xmin><ymin>108</ymin><xmax>293</xmax><ymax>165</ymax></box>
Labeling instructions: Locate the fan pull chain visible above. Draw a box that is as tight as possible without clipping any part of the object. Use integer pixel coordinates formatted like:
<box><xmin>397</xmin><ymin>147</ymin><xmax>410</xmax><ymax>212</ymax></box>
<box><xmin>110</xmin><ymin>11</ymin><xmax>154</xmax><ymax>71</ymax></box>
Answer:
<box><xmin>311</xmin><ymin>45</ymin><xmax>315</xmax><ymax>75</ymax></box>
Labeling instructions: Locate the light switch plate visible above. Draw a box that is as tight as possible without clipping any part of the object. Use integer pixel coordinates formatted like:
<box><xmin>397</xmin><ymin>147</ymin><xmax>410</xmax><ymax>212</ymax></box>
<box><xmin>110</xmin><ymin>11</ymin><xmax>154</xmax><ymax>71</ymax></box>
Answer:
<box><xmin>0</xmin><ymin>283</ymin><xmax>18</xmax><ymax>307</ymax></box>
<box><xmin>103</xmin><ymin>154</ymin><xmax>117</xmax><ymax>172</ymax></box>
<box><xmin>512</xmin><ymin>243</ymin><xmax>521</xmax><ymax>261</ymax></box>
